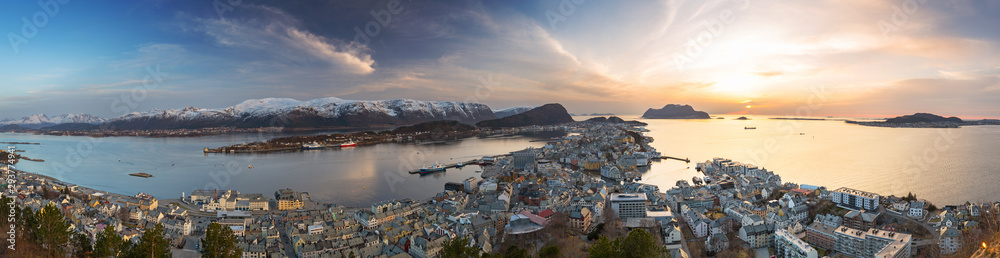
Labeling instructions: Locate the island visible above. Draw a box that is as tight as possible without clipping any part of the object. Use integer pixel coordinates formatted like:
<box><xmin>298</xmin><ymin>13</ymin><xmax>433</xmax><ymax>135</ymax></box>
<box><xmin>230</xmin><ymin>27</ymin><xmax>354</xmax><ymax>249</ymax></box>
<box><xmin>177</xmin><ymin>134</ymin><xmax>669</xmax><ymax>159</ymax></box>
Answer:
<box><xmin>641</xmin><ymin>104</ymin><xmax>711</xmax><ymax>119</ymax></box>
<box><xmin>847</xmin><ymin>113</ymin><xmax>1000</xmax><ymax>128</ymax></box>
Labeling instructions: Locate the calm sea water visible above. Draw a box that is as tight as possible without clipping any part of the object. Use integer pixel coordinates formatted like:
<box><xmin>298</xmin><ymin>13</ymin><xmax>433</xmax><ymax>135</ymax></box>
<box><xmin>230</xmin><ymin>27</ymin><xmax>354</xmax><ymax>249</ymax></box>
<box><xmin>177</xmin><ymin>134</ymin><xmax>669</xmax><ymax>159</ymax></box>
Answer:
<box><xmin>2</xmin><ymin>132</ymin><xmax>548</xmax><ymax>207</ymax></box>
<box><xmin>4</xmin><ymin>115</ymin><xmax>999</xmax><ymax>206</ymax></box>
<box><xmin>632</xmin><ymin>115</ymin><xmax>1000</xmax><ymax>205</ymax></box>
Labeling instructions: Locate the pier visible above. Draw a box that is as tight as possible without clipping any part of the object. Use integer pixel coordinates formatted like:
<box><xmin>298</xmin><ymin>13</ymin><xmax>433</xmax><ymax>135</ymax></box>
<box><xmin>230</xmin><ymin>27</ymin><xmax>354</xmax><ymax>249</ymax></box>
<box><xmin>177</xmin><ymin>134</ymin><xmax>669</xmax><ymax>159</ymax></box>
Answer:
<box><xmin>408</xmin><ymin>159</ymin><xmax>481</xmax><ymax>174</ymax></box>
<box><xmin>658</xmin><ymin>156</ymin><xmax>690</xmax><ymax>163</ymax></box>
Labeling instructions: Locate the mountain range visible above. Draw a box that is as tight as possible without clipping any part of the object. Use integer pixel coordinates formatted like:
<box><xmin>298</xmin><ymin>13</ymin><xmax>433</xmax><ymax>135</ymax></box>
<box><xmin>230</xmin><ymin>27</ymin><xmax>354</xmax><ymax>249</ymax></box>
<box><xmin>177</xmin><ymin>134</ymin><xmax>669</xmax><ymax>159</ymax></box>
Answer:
<box><xmin>0</xmin><ymin>114</ymin><xmax>107</xmax><ymax>129</ymax></box>
<box><xmin>2</xmin><ymin>98</ymin><xmax>549</xmax><ymax>131</ymax></box>
<box><xmin>101</xmin><ymin>97</ymin><xmax>500</xmax><ymax>130</ymax></box>
<box><xmin>476</xmin><ymin>103</ymin><xmax>574</xmax><ymax>128</ymax></box>
<box><xmin>493</xmin><ymin>106</ymin><xmax>537</xmax><ymax>118</ymax></box>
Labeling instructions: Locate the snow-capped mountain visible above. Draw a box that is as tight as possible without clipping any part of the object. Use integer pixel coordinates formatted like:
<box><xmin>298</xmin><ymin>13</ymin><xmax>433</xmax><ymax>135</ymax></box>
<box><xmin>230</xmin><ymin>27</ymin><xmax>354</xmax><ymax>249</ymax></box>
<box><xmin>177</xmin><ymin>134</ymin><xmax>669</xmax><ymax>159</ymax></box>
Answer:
<box><xmin>492</xmin><ymin>106</ymin><xmax>537</xmax><ymax>118</ymax></box>
<box><xmin>104</xmin><ymin>97</ymin><xmax>498</xmax><ymax>130</ymax></box>
<box><xmin>1</xmin><ymin>114</ymin><xmax>107</xmax><ymax>129</ymax></box>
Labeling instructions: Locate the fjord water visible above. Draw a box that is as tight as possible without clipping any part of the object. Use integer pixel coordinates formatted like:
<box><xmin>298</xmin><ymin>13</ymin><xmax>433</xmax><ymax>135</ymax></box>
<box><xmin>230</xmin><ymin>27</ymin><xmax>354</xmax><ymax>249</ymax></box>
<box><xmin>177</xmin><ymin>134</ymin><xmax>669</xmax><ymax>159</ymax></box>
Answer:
<box><xmin>635</xmin><ymin>115</ymin><xmax>1000</xmax><ymax>205</ymax></box>
<box><xmin>4</xmin><ymin>114</ymin><xmax>1000</xmax><ymax>206</ymax></box>
<box><xmin>2</xmin><ymin>132</ymin><xmax>547</xmax><ymax>207</ymax></box>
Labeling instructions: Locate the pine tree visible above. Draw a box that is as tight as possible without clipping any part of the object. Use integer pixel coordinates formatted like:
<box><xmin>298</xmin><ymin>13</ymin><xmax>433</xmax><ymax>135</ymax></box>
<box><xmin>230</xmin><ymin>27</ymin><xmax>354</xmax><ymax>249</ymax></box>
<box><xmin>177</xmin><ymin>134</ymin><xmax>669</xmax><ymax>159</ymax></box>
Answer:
<box><xmin>94</xmin><ymin>225</ymin><xmax>126</xmax><ymax>257</ymax></box>
<box><xmin>201</xmin><ymin>222</ymin><xmax>242</xmax><ymax>258</ymax></box>
<box><xmin>131</xmin><ymin>223</ymin><xmax>172</xmax><ymax>257</ymax></box>
<box><xmin>36</xmin><ymin>203</ymin><xmax>72</xmax><ymax>256</ymax></box>
<box><xmin>72</xmin><ymin>232</ymin><xmax>93</xmax><ymax>258</ymax></box>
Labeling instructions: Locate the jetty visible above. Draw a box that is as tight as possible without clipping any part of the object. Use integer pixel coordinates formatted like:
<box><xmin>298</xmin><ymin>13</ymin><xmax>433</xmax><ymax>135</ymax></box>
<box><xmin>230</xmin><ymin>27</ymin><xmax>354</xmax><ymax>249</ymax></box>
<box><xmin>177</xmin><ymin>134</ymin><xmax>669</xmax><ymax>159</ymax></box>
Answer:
<box><xmin>129</xmin><ymin>172</ymin><xmax>153</xmax><ymax>178</ymax></box>
<box><xmin>658</xmin><ymin>156</ymin><xmax>690</xmax><ymax>163</ymax></box>
<box><xmin>408</xmin><ymin>159</ymin><xmax>481</xmax><ymax>174</ymax></box>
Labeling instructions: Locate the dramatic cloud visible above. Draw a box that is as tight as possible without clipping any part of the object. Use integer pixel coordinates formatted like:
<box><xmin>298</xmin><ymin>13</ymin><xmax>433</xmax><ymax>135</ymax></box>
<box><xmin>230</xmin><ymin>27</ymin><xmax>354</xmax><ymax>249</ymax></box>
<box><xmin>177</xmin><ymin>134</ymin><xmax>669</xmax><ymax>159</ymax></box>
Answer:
<box><xmin>0</xmin><ymin>0</ymin><xmax>998</xmax><ymax>118</ymax></box>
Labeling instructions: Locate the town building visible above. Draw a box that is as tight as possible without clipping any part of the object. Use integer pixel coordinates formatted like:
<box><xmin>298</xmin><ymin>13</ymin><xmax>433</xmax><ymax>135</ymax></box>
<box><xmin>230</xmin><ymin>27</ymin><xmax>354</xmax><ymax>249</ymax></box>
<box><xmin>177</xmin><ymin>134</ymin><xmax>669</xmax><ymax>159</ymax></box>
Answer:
<box><xmin>833</xmin><ymin>226</ymin><xmax>911</xmax><ymax>258</ymax></box>
<box><xmin>831</xmin><ymin>187</ymin><xmax>880</xmax><ymax>210</ymax></box>
<box><xmin>775</xmin><ymin>228</ymin><xmax>818</xmax><ymax>258</ymax></box>
<box><xmin>610</xmin><ymin>193</ymin><xmax>647</xmax><ymax>218</ymax></box>
<box><xmin>843</xmin><ymin>210</ymin><xmax>879</xmax><ymax>231</ymax></box>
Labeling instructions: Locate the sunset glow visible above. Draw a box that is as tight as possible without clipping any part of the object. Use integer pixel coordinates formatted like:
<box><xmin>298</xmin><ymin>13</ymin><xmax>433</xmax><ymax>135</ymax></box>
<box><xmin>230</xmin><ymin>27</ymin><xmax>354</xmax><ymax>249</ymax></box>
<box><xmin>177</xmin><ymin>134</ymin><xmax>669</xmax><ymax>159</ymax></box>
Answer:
<box><xmin>1</xmin><ymin>0</ymin><xmax>998</xmax><ymax>118</ymax></box>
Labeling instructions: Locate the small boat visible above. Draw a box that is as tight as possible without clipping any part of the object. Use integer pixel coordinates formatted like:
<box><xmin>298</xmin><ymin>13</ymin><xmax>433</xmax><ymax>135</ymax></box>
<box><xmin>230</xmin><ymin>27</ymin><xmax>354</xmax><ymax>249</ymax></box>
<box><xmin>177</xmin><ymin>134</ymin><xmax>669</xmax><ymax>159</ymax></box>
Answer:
<box><xmin>340</xmin><ymin>141</ymin><xmax>357</xmax><ymax>148</ymax></box>
<box><xmin>455</xmin><ymin>162</ymin><xmax>465</xmax><ymax>168</ymax></box>
<box><xmin>418</xmin><ymin>163</ymin><xmax>446</xmax><ymax>174</ymax></box>
<box><xmin>301</xmin><ymin>142</ymin><xmax>324</xmax><ymax>150</ymax></box>
<box><xmin>129</xmin><ymin>172</ymin><xmax>153</xmax><ymax>178</ymax></box>
<box><xmin>745</xmin><ymin>127</ymin><xmax>756</xmax><ymax>130</ymax></box>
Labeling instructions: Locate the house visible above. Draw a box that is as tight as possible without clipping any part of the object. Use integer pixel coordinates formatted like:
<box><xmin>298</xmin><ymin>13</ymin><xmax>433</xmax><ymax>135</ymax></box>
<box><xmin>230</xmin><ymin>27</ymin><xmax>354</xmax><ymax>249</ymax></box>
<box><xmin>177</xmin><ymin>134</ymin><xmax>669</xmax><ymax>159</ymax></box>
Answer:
<box><xmin>663</xmin><ymin>225</ymin><xmax>683</xmax><ymax>250</ymax></box>
<box><xmin>568</xmin><ymin>206</ymin><xmax>592</xmax><ymax>231</ymax></box>
<box><xmin>739</xmin><ymin>223</ymin><xmax>774</xmax><ymax>248</ymax></box>
<box><xmin>939</xmin><ymin>226</ymin><xmax>961</xmax><ymax>255</ymax></box>
<box><xmin>690</xmin><ymin>218</ymin><xmax>709</xmax><ymax>238</ymax></box>
<box><xmin>892</xmin><ymin>201</ymin><xmax>909</xmax><ymax>212</ymax></box>
<box><xmin>705</xmin><ymin>233</ymin><xmax>729</xmax><ymax>253</ymax></box>
<box><xmin>908</xmin><ymin>201</ymin><xmax>924</xmax><ymax>218</ymax></box>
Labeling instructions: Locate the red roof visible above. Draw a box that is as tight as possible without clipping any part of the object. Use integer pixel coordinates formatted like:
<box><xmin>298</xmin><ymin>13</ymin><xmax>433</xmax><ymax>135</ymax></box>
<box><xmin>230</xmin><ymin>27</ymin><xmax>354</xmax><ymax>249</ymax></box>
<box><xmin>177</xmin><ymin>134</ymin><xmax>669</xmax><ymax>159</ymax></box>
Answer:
<box><xmin>539</xmin><ymin>209</ymin><xmax>555</xmax><ymax>218</ymax></box>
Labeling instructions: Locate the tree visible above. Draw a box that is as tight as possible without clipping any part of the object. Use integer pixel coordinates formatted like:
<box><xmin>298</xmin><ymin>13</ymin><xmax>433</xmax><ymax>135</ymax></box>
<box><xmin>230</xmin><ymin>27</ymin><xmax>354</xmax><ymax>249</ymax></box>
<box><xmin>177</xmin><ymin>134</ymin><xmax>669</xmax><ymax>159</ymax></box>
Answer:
<box><xmin>503</xmin><ymin>245</ymin><xmax>530</xmax><ymax>258</ymax></box>
<box><xmin>36</xmin><ymin>203</ymin><xmax>72</xmax><ymax>256</ymax></box>
<box><xmin>539</xmin><ymin>244</ymin><xmax>561</xmax><ymax>258</ymax></box>
<box><xmin>588</xmin><ymin>229</ymin><xmax>669</xmax><ymax>258</ymax></box>
<box><xmin>588</xmin><ymin>236</ymin><xmax>616</xmax><ymax>258</ymax></box>
<box><xmin>131</xmin><ymin>223</ymin><xmax>171</xmax><ymax>257</ymax></box>
<box><xmin>928</xmin><ymin>203</ymin><xmax>938</xmax><ymax>212</ymax></box>
<box><xmin>94</xmin><ymin>225</ymin><xmax>126</xmax><ymax>257</ymax></box>
<box><xmin>587</xmin><ymin>223</ymin><xmax>605</xmax><ymax>241</ymax></box>
<box><xmin>442</xmin><ymin>236</ymin><xmax>480</xmax><ymax>258</ymax></box>
<box><xmin>619</xmin><ymin>229</ymin><xmax>660</xmax><ymax>258</ymax></box>
<box><xmin>201</xmin><ymin>222</ymin><xmax>242</xmax><ymax>258</ymax></box>
<box><xmin>72</xmin><ymin>232</ymin><xmax>93</xmax><ymax>258</ymax></box>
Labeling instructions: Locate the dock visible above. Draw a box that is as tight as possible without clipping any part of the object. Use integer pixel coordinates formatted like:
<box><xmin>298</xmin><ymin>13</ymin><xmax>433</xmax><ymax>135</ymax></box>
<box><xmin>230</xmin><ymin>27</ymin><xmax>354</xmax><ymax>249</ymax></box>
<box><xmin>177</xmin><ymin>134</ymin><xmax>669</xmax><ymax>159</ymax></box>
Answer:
<box><xmin>129</xmin><ymin>172</ymin><xmax>153</xmax><ymax>178</ymax></box>
<box><xmin>408</xmin><ymin>159</ymin><xmax>481</xmax><ymax>174</ymax></box>
<box><xmin>659</xmin><ymin>156</ymin><xmax>690</xmax><ymax>163</ymax></box>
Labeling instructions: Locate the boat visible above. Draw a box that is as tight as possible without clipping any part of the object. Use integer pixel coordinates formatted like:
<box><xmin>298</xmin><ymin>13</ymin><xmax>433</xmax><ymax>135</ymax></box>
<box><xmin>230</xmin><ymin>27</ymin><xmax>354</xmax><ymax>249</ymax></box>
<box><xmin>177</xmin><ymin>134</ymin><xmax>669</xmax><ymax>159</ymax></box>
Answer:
<box><xmin>301</xmin><ymin>142</ymin><xmax>324</xmax><ymax>150</ymax></box>
<box><xmin>455</xmin><ymin>162</ymin><xmax>465</xmax><ymax>168</ymax></box>
<box><xmin>418</xmin><ymin>163</ymin><xmax>447</xmax><ymax>174</ymax></box>
<box><xmin>129</xmin><ymin>172</ymin><xmax>153</xmax><ymax>178</ymax></box>
<box><xmin>745</xmin><ymin>127</ymin><xmax>757</xmax><ymax>130</ymax></box>
<box><xmin>340</xmin><ymin>141</ymin><xmax>358</xmax><ymax>148</ymax></box>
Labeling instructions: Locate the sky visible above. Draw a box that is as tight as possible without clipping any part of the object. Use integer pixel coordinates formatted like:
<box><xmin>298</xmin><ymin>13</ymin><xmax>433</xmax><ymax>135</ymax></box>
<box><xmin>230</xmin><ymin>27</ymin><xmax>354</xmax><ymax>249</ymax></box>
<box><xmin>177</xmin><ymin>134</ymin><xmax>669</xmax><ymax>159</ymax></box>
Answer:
<box><xmin>1</xmin><ymin>0</ymin><xmax>999</xmax><ymax>119</ymax></box>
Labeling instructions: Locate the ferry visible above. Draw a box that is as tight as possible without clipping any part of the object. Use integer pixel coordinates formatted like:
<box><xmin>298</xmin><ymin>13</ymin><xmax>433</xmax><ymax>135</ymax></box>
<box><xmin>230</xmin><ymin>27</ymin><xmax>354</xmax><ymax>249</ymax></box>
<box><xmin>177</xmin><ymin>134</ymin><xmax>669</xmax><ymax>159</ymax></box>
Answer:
<box><xmin>340</xmin><ymin>141</ymin><xmax>358</xmax><ymax>148</ymax></box>
<box><xmin>418</xmin><ymin>163</ymin><xmax>447</xmax><ymax>174</ymax></box>
<box><xmin>301</xmin><ymin>142</ymin><xmax>324</xmax><ymax>150</ymax></box>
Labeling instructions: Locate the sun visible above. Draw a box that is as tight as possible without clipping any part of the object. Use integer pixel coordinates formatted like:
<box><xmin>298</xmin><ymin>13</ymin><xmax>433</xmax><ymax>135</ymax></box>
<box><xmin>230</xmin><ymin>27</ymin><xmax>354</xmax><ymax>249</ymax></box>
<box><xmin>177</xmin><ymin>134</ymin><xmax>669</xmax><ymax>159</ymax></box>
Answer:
<box><xmin>711</xmin><ymin>73</ymin><xmax>763</xmax><ymax>96</ymax></box>
<box><xmin>746</xmin><ymin>105</ymin><xmax>752</xmax><ymax>109</ymax></box>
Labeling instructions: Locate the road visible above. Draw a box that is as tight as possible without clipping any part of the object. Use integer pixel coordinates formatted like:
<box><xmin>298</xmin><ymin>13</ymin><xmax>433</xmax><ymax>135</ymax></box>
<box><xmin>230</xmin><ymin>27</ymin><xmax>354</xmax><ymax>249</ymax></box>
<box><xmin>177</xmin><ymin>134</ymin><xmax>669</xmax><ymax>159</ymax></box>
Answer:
<box><xmin>878</xmin><ymin>206</ymin><xmax>939</xmax><ymax>247</ymax></box>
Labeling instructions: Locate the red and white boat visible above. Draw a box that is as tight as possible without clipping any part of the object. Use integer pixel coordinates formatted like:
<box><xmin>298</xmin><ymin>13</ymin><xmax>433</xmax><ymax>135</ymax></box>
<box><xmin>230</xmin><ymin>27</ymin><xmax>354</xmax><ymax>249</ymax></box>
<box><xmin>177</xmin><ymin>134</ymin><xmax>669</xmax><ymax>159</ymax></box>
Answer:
<box><xmin>339</xmin><ymin>141</ymin><xmax>357</xmax><ymax>148</ymax></box>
